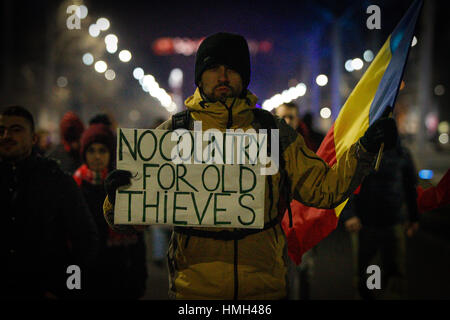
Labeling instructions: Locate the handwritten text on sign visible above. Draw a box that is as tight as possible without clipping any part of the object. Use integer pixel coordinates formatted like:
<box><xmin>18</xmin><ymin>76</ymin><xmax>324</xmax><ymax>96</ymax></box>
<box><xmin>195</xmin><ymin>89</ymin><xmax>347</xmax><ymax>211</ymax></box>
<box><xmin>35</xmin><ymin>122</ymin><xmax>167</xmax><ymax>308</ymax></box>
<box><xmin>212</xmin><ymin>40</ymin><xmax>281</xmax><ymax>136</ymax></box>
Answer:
<box><xmin>115</xmin><ymin>128</ymin><xmax>266</xmax><ymax>229</ymax></box>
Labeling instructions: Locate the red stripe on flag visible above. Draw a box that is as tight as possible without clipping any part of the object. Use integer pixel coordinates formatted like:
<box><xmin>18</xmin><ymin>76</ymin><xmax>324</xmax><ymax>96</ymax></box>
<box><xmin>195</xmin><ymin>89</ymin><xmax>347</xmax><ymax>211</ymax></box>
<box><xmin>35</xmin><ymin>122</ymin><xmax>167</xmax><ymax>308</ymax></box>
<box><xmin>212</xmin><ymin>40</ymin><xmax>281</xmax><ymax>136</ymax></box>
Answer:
<box><xmin>283</xmin><ymin>203</ymin><xmax>337</xmax><ymax>265</ymax></box>
<box><xmin>316</xmin><ymin>123</ymin><xmax>337</xmax><ymax>165</ymax></box>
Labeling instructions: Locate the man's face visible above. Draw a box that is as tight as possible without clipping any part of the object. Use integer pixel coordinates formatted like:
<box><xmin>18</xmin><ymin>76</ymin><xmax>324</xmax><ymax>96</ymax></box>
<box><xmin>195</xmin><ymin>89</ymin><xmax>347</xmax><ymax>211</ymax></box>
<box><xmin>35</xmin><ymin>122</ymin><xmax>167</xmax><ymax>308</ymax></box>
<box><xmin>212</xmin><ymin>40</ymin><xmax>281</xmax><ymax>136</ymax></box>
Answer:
<box><xmin>85</xmin><ymin>143</ymin><xmax>110</xmax><ymax>172</ymax></box>
<box><xmin>199</xmin><ymin>65</ymin><xmax>243</xmax><ymax>102</ymax></box>
<box><xmin>0</xmin><ymin>115</ymin><xmax>36</xmax><ymax>161</ymax></box>
<box><xmin>275</xmin><ymin>105</ymin><xmax>298</xmax><ymax>130</ymax></box>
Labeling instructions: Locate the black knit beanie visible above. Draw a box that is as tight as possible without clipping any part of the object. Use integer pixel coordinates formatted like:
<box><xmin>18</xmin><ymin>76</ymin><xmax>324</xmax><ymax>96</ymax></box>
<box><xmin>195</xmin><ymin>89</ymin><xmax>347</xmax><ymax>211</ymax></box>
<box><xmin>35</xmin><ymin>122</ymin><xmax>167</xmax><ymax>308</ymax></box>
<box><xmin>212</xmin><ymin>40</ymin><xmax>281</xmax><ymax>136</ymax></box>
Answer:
<box><xmin>195</xmin><ymin>32</ymin><xmax>251</xmax><ymax>90</ymax></box>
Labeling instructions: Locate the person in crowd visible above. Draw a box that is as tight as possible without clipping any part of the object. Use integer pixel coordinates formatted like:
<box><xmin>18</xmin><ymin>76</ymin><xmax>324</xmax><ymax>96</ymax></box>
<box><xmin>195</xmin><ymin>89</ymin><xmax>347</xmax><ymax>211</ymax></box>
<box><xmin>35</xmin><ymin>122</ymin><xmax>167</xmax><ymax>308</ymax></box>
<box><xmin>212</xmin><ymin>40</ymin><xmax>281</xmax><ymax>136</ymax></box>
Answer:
<box><xmin>89</xmin><ymin>112</ymin><xmax>118</xmax><ymax>135</ymax></box>
<box><xmin>34</xmin><ymin>128</ymin><xmax>52</xmax><ymax>156</ymax></box>
<box><xmin>103</xmin><ymin>32</ymin><xmax>398</xmax><ymax>300</ymax></box>
<box><xmin>274</xmin><ymin>103</ymin><xmax>324</xmax><ymax>153</ymax></box>
<box><xmin>301</xmin><ymin>112</ymin><xmax>325</xmax><ymax>152</ymax></box>
<box><xmin>73</xmin><ymin>122</ymin><xmax>147</xmax><ymax>299</ymax></box>
<box><xmin>341</xmin><ymin>134</ymin><xmax>419</xmax><ymax>300</ymax></box>
<box><xmin>47</xmin><ymin>111</ymin><xmax>85</xmax><ymax>174</ymax></box>
<box><xmin>0</xmin><ymin>105</ymin><xmax>99</xmax><ymax>299</ymax></box>
<box><xmin>89</xmin><ymin>113</ymin><xmax>112</xmax><ymax>127</ymax></box>
<box><xmin>274</xmin><ymin>102</ymin><xmax>300</xmax><ymax>130</ymax></box>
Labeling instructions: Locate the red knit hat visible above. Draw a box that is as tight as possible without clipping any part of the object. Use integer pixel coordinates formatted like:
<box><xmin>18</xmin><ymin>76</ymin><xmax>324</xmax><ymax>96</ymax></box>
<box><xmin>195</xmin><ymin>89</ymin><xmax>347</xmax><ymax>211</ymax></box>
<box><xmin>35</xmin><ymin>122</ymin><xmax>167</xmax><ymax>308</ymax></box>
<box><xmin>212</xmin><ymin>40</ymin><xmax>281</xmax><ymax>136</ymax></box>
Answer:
<box><xmin>80</xmin><ymin>124</ymin><xmax>115</xmax><ymax>164</ymax></box>
<box><xmin>60</xmin><ymin>111</ymin><xmax>85</xmax><ymax>143</ymax></box>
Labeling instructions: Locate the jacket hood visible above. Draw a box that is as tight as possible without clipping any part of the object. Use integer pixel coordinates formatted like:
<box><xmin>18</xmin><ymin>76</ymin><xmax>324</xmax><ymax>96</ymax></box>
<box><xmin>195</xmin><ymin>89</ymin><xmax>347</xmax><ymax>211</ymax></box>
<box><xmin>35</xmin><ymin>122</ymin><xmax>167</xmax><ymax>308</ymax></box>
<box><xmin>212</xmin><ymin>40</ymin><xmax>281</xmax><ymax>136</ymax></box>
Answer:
<box><xmin>184</xmin><ymin>88</ymin><xmax>258</xmax><ymax>130</ymax></box>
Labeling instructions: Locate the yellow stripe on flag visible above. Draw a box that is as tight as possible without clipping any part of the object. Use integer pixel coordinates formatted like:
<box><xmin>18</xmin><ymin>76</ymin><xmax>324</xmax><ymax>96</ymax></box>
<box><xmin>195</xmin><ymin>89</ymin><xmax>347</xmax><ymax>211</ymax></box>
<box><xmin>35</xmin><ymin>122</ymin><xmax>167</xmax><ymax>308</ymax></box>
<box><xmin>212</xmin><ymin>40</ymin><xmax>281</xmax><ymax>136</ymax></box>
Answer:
<box><xmin>332</xmin><ymin>37</ymin><xmax>393</xmax><ymax>218</ymax></box>
<box><xmin>334</xmin><ymin>36</ymin><xmax>393</xmax><ymax>161</ymax></box>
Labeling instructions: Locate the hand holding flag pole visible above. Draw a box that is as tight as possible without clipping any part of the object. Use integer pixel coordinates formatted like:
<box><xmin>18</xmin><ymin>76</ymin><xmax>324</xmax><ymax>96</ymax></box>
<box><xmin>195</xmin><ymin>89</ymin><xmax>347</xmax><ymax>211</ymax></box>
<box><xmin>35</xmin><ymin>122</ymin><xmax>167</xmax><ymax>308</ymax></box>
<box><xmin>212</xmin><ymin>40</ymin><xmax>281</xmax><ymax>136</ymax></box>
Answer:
<box><xmin>360</xmin><ymin>106</ymin><xmax>397</xmax><ymax>171</ymax></box>
<box><xmin>374</xmin><ymin>110</ymin><xmax>393</xmax><ymax>171</ymax></box>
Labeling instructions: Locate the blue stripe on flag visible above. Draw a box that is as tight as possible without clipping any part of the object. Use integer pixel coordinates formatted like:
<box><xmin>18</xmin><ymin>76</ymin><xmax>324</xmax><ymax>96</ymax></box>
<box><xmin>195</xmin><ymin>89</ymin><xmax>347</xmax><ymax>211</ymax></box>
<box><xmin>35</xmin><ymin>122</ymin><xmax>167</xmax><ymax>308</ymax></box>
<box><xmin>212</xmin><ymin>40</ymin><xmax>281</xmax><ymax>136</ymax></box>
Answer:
<box><xmin>368</xmin><ymin>0</ymin><xmax>423</xmax><ymax>125</ymax></box>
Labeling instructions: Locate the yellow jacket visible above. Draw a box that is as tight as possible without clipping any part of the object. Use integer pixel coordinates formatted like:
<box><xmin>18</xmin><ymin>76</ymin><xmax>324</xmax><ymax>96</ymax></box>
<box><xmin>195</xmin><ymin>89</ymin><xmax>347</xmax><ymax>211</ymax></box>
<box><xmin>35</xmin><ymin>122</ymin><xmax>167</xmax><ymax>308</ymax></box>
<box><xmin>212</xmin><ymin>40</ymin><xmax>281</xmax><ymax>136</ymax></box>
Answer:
<box><xmin>104</xmin><ymin>88</ymin><xmax>376</xmax><ymax>299</ymax></box>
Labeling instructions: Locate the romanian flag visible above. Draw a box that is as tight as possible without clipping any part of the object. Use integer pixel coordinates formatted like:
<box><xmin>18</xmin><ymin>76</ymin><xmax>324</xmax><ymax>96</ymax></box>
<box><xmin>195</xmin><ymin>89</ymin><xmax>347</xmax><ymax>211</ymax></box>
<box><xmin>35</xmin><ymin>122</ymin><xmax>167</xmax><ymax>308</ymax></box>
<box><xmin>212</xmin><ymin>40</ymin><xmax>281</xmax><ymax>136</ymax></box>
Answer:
<box><xmin>282</xmin><ymin>0</ymin><xmax>423</xmax><ymax>265</ymax></box>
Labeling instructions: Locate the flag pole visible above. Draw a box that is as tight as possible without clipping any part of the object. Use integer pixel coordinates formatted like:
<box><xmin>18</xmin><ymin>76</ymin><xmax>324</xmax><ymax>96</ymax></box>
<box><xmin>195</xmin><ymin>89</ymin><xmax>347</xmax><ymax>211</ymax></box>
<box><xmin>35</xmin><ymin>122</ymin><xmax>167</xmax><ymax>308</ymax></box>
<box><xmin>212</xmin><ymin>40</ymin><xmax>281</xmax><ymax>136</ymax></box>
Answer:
<box><xmin>374</xmin><ymin>0</ymin><xmax>424</xmax><ymax>171</ymax></box>
<box><xmin>375</xmin><ymin>144</ymin><xmax>384</xmax><ymax>171</ymax></box>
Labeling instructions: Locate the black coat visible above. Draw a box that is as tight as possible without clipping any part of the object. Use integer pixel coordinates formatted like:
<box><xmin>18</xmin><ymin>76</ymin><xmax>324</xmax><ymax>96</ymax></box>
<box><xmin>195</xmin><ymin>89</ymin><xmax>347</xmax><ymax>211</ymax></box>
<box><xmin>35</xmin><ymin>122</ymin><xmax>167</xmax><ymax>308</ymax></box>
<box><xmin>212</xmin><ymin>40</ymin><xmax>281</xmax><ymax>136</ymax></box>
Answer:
<box><xmin>0</xmin><ymin>153</ymin><xmax>99</xmax><ymax>299</ymax></box>
<box><xmin>341</xmin><ymin>143</ymin><xmax>419</xmax><ymax>227</ymax></box>
<box><xmin>46</xmin><ymin>144</ymin><xmax>82</xmax><ymax>175</ymax></box>
<box><xmin>78</xmin><ymin>179</ymin><xmax>147</xmax><ymax>299</ymax></box>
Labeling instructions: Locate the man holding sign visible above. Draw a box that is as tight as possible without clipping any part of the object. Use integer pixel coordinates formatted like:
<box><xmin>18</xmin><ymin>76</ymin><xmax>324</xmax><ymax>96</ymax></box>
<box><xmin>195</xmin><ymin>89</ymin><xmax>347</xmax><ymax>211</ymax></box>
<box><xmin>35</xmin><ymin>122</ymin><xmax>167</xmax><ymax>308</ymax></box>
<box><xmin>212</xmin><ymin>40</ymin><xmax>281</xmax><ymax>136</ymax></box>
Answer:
<box><xmin>103</xmin><ymin>32</ymin><xmax>397</xmax><ymax>300</ymax></box>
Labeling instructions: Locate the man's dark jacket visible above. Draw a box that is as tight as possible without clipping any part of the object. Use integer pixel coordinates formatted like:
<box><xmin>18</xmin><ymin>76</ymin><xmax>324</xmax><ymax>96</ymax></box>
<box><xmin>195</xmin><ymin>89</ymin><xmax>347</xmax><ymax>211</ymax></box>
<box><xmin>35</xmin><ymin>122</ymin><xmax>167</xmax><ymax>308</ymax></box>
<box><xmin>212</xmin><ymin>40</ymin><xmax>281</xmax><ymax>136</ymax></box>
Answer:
<box><xmin>46</xmin><ymin>144</ymin><xmax>82</xmax><ymax>175</ymax></box>
<box><xmin>79</xmin><ymin>180</ymin><xmax>147</xmax><ymax>299</ymax></box>
<box><xmin>341</xmin><ymin>142</ymin><xmax>419</xmax><ymax>227</ymax></box>
<box><xmin>0</xmin><ymin>152</ymin><xmax>99</xmax><ymax>299</ymax></box>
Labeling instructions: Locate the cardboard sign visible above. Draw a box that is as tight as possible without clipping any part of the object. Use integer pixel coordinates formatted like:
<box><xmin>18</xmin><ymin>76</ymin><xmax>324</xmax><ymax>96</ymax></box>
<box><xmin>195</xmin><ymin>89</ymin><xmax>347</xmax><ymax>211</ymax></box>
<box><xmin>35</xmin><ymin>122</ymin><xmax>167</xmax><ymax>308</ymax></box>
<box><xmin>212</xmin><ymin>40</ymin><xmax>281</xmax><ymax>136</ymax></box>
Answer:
<box><xmin>114</xmin><ymin>128</ymin><xmax>267</xmax><ymax>229</ymax></box>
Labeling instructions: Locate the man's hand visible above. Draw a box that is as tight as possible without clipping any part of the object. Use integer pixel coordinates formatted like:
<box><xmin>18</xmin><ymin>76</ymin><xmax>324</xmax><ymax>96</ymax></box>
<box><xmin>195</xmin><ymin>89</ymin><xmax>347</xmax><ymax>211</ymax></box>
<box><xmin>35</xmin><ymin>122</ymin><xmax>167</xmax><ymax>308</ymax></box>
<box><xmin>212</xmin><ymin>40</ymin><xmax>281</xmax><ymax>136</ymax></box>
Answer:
<box><xmin>103</xmin><ymin>170</ymin><xmax>141</xmax><ymax>235</ymax></box>
<box><xmin>406</xmin><ymin>221</ymin><xmax>419</xmax><ymax>238</ymax></box>
<box><xmin>360</xmin><ymin>107</ymin><xmax>398</xmax><ymax>153</ymax></box>
<box><xmin>104</xmin><ymin>170</ymin><xmax>132</xmax><ymax>205</ymax></box>
<box><xmin>345</xmin><ymin>216</ymin><xmax>362</xmax><ymax>233</ymax></box>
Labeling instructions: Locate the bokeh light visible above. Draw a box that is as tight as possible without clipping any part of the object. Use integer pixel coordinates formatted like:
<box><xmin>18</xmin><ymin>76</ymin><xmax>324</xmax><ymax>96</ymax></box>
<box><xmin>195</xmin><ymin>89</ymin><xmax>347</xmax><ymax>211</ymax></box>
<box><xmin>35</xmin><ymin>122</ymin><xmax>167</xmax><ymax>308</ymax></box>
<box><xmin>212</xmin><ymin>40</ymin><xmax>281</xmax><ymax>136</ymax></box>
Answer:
<box><xmin>316</xmin><ymin>74</ymin><xmax>328</xmax><ymax>86</ymax></box>
<box><xmin>439</xmin><ymin>133</ymin><xmax>449</xmax><ymax>144</ymax></box>
<box><xmin>105</xmin><ymin>34</ymin><xmax>118</xmax><ymax>46</ymax></box>
<box><xmin>438</xmin><ymin>121</ymin><xmax>449</xmax><ymax>134</ymax></box>
<box><xmin>129</xmin><ymin>110</ymin><xmax>141</xmax><ymax>122</ymax></box>
<box><xmin>106</xmin><ymin>43</ymin><xmax>118</xmax><ymax>54</ymax></box>
<box><xmin>96</xmin><ymin>18</ymin><xmax>110</xmax><ymax>31</ymax></box>
<box><xmin>434</xmin><ymin>85</ymin><xmax>445</xmax><ymax>96</ymax></box>
<box><xmin>56</xmin><ymin>76</ymin><xmax>68</xmax><ymax>88</ymax></box>
<box><xmin>76</xmin><ymin>5</ymin><xmax>88</xmax><ymax>19</ymax></box>
<box><xmin>320</xmin><ymin>107</ymin><xmax>331</xmax><ymax>119</ymax></box>
<box><xmin>363</xmin><ymin>50</ymin><xmax>374</xmax><ymax>62</ymax></box>
<box><xmin>133</xmin><ymin>67</ymin><xmax>145</xmax><ymax>80</ymax></box>
<box><xmin>82</xmin><ymin>53</ymin><xmax>94</xmax><ymax>65</ymax></box>
<box><xmin>94</xmin><ymin>61</ymin><xmax>107</xmax><ymax>73</ymax></box>
<box><xmin>419</xmin><ymin>170</ymin><xmax>434</xmax><ymax>180</ymax></box>
<box><xmin>105</xmin><ymin>69</ymin><xmax>116</xmax><ymax>80</ymax></box>
<box><xmin>352</xmin><ymin>58</ymin><xmax>364</xmax><ymax>70</ymax></box>
<box><xmin>169</xmin><ymin>68</ymin><xmax>183</xmax><ymax>88</ymax></box>
<box><xmin>88</xmin><ymin>24</ymin><xmax>100</xmax><ymax>37</ymax></box>
<box><xmin>345</xmin><ymin>59</ymin><xmax>354</xmax><ymax>72</ymax></box>
<box><xmin>119</xmin><ymin>50</ymin><xmax>132</xmax><ymax>62</ymax></box>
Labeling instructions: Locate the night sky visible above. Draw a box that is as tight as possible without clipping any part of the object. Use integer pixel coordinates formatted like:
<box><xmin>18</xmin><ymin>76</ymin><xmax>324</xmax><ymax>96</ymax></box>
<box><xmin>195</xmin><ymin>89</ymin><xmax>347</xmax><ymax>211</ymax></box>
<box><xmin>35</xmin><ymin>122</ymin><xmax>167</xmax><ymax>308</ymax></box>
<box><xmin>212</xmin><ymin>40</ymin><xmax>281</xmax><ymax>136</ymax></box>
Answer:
<box><xmin>2</xmin><ymin>0</ymin><xmax>449</xmax><ymax>124</ymax></box>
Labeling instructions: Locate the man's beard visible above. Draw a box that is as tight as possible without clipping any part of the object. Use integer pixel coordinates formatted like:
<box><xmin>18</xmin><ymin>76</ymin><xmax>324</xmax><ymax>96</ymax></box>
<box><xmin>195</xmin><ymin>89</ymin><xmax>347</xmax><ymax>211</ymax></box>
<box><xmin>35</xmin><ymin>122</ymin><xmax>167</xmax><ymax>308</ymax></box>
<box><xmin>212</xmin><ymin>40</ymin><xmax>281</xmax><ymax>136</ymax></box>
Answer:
<box><xmin>203</xmin><ymin>84</ymin><xmax>239</xmax><ymax>103</ymax></box>
<box><xmin>0</xmin><ymin>143</ymin><xmax>32</xmax><ymax>162</ymax></box>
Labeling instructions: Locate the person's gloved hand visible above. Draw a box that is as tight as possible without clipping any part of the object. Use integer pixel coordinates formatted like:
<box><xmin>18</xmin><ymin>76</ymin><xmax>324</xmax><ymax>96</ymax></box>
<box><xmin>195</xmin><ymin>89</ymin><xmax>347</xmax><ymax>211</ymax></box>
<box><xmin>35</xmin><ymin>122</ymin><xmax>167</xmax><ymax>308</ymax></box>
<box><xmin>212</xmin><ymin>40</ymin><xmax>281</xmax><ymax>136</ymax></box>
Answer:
<box><xmin>104</xmin><ymin>169</ymin><xmax>132</xmax><ymax>205</ymax></box>
<box><xmin>360</xmin><ymin>108</ymin><xmax>398</xmax><ymax>153</ymax></box>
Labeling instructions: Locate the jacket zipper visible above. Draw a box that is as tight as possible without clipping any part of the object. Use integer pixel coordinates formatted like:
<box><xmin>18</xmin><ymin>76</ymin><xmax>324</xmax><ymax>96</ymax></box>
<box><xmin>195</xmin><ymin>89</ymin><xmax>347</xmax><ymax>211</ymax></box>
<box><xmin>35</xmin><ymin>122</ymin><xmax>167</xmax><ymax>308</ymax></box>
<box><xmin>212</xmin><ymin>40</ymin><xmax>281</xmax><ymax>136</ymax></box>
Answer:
<box><xmin>227</xmin><ymin>105</ymin><xmax>233</xmax><ymax>129</ymax></box>
<box><xmin>221</xmin><ymin>97</ymin><xmax>236</xmax><ymax>129</ymax></box>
